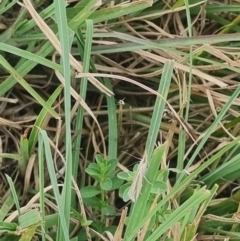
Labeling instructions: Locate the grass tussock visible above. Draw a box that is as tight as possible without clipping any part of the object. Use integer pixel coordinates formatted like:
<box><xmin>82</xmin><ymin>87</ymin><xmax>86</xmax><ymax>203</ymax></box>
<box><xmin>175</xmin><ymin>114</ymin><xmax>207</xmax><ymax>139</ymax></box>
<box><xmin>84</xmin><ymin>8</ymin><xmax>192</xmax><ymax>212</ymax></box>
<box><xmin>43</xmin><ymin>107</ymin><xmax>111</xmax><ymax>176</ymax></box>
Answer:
<box><xmin>1</xmin><ymin>0</ymin><xmax>240</xmax><ymax>240</ymax></box>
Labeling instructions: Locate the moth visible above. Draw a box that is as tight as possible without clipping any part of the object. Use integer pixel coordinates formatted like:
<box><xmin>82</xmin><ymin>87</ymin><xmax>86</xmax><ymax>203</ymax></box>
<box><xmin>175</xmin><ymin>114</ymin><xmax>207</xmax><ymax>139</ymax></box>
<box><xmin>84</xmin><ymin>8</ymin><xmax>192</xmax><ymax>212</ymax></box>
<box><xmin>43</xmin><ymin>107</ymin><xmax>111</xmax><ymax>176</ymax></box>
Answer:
<box><xmin>128</xmin><ymin>151</ymin><xmax>148</xmax><ymax>202</ymax></box>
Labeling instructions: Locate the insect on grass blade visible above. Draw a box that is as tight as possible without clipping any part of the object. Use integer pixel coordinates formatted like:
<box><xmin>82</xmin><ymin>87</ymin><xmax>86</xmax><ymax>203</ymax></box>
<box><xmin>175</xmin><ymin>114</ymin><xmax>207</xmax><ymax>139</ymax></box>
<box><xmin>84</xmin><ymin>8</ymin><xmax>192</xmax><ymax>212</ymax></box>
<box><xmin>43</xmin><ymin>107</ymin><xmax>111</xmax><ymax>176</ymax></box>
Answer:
<box><xmin>128</xmin><ymin>152</ymin><xmax>148</xmax><ymax>202</ymax></box>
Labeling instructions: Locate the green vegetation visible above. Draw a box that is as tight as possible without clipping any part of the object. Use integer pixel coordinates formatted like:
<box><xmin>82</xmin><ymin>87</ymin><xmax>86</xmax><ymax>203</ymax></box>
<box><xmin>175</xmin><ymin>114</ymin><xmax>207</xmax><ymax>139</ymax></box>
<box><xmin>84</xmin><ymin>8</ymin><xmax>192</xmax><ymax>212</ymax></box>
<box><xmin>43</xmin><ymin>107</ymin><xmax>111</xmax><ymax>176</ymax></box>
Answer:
<box><xmin>1</xmin><ymin>0</ymin><xmax>240</xmax><ymax>240</ymax></box>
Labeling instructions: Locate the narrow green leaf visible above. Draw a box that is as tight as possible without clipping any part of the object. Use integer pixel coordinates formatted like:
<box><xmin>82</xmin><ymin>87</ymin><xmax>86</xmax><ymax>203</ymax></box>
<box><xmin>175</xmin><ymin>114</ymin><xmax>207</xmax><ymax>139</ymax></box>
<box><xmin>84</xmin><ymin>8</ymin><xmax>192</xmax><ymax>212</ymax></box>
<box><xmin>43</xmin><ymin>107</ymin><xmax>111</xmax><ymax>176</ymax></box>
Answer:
<box><xmin>19</xmin><ymin>135</ymin><xmax>29</xmax><ymax>176</ymax></box>
<box><xmin>28</xmin><ymin>85</ymin><xmax>63</xmax><ymax>154</ymax></box>
<box><xmin>38</xmin><ymin>130</ymin><xmax>70</xmax><ymax>241</ymax></box>
<box><xmin>146</xmin><ymin>188</ymin><xmax>210</xmax><ymax>241</ymax></box>
<box><xmin>0</xmin><ymin>55</ymin><xmax>58</xmax><ymax>118</ymax></box>
<box><xmin>5</xmin><ymin>175</ymin><xmax>21</xmax><ymax>216</ymax></box>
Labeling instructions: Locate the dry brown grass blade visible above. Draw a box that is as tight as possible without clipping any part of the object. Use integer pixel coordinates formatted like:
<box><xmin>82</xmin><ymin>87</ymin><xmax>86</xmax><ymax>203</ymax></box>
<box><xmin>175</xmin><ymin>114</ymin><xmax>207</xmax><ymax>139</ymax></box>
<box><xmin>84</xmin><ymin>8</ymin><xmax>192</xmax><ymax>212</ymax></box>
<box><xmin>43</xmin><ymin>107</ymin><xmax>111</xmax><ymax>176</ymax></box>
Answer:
<box><xmin>202</xmin><ymin>78</ymin><xmax>236</xmax><ymax>140</ymax></box>
<box><xmin>20</xmin><ymin>0</ymin><xmax>112</xmax><ymax>96</ymax></box>
<box><xmin>113</xmin><ymin>208</ymin><xmax>128</xmax><ymax>241</ymax></box>
<box><xmin>138</xmin><ymin>191</ymin><xmax>159</xmax><ymax>241</ymax></box>
<box><xmin>172</xmin><ymin>223</ymin><xmax>181</xmax><ymax>241</ymax></box>
<box><xmin>113</xmin><ymin>0</ymin><xmax>152</xmax><ymax>7</ymax></box>
<box><xmin>71</xmin><ymin>177</ymin><xmax>91</xmax><ymax>241</ymax></box>
<box><xmin>76</xmin><ymin>72</ymin><xmax>198</xmax><ymax>143</ymax></box>
<box><xmin>121</xmin><ymin>0</ymin><xmax>206</xmax><ymax>22</ymax></box>
<box><xmin>136</xmin><ymin>50</ymin><xmax>227</xmax><ymax>88</ymax></box>
<box><xmin>203</xmin><ymin>214</ymin><xmax>240</xmax><ymax>223</ymax></box>
<box><xmin>191</xmin><ymin>84</ymin><xmax>240</xmax><ymax>106</ymax></box>
<box><xmin>5</xmin><ymin>185</ymin><xmax>56</xmax><ymax>222</ymax></box>
<box><xmin>22</xmin><ymin>154</ymin><xmax>37</xmax><ymax>202</ymax></box>
<box><xmin>55</xmin><ymin>70</ymin><xmax>107</xmax><ymax>157</ymax></box>
<box><xmin>0</xmin><ymin>117</ymin><xmax>21</xmax><ymax>129</ymax></box>
<box><xmin>89</xmin><ymin>228</ymin><xmax>110</xmax><ymax>241</ymax></box>
<box><xmin>206</xmin><ymin>90</ymin><xmax>240</xmax><ymax>106</ymax></box>
<box><xmin>0</xmin><ymin>97</ymin><xmax>18</xmax><ymax>103</ymax></box>
<box><xmin>85</xmin><ymin>114</ymin><xmax>101</xmax><ymax>154</ymax></box>
<box><xmin>204</xmin><ymin>45</ymin><xmax>240</xmax><ymax>68</ymax></box>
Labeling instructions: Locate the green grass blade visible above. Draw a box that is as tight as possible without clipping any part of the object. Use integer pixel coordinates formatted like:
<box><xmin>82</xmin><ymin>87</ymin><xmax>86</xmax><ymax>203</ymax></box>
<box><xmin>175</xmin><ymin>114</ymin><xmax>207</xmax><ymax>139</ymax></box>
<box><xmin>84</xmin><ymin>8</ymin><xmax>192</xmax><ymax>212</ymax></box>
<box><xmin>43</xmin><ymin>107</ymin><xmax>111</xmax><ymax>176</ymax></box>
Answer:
<box><xmin>176</xmin><ymin>84</ymin><xmax>240</xmax><ymax>185</ymax></box>
<box><xmin>90</xmin><ymin>0</ymin><xmax>152</xmax><ymax>23</ymax></box>
<box><xmin>0</xmin><ymin>43</ymin><xmax>63</xmax><ymax>72</ymax></box>
<box><xmin>72</xmin><ymin>20</ymin><xmax>93</xmax><ymax>181</ymax></box>
<box><xmin>68</xmin><ymin>0</ymin><xmax>102</xmax><ymax>30</ymax></box>
<box><xmin>124</xmin><ymin>60</ymin><xmax>174</xmax><ymax>239</ymax></box>
<box><xmin>38</xmin><ymin>128</ymin><xmax>46</xmax><ymax>241</ymax></box>
<box><xmin>104</xmin><ymin>78</ymin><xmax>118</xmax><ymax>159</ymax></box>
<box><xmin>0</xmin><ymin>192</ymin><xmax>15</xmax><ymax>221</ymax></box>
<box><xmin>19</xmin><ymin>134</ymin><xmax>29</xmax><ymax>176</ymax></box>
<box><xmin>0</xmin><ymin>3</ymin><xmax>28</xmax><ymax>43</ymax></box>
<box><xmin>92</xmin><ymin>33</ymin><xmax>240</xmax><ymax>54</ymax></box>
<box><xmin>177</xmin><ymin>0</ymin><xmax>193</xmax><ymax>180</ymax></box>
<box><xmin>0</xmin><ymin>55</ymin><xmax>58</xmax><ymax>118</ymax></box>
<box><xmin>5</xmin><ymin>175</ymin><xmax>21</xmax><ymax>216</ymax></box>
<box><xmin>145</xmin><ymin>60</ymin><xmax>174</xmax><ymax>157</ymax></box>
<box><xmin>54</xmin><ymin>0</ymin><xmax>72</xmax><ymax>239</ymax></box>
<box><xmin>146</xmin><ymin>188</ymin><xmax>210</xmax><ymax>241</ymax></box>
<box><xmin>200</xmin><ymin>152</ymin><xmax>240</xmax><ymax>186</ymax></box>
<box><xmin>0</xmin><ymin>0</ymin><xmax>18</xmax><ymax>15</ymax></box>
<box><xmin>28</xmin><ymin>85</ymin><xmax>63</xmax><ymax>154</ymax></box>
<box><xmin>0</xmin><ymin>0</ymin><xmax>94</xmax><ymax>97</ymax></box>
<box><xmin>124</xmin><ymin>144</ymin><xmax>166</xmax><ymax>240</ymax></box>
<box><xmin>126</xmin><ymin>137</ymin><xmax>240</xmax><ymax>240</ymax></box>
<box><xmin>38</xmin><ymin>130</ymin><xmax>70</xmax><ymax>241</ymax></box>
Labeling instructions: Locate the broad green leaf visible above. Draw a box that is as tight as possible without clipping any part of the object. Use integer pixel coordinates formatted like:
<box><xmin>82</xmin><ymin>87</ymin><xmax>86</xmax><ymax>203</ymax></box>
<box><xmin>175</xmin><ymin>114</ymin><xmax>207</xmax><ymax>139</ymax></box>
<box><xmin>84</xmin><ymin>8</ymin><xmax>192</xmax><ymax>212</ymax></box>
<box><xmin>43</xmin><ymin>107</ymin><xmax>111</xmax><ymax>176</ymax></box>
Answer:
<box><xmin>101</xmin><ymin>204</ymin><xmax>116</xmax><ymax>216</ymax></box>
<box><xmin>109</xmin><ymin>177</ymin><xmax>124</xmax><ymax>191</ymax></box>
<box><xmin>100</xmin><ymin>178</ymin><xmax>112</xmax><ymax>191</ymax></box>
<box><xmin>81</xmin><ymin>186</ymin><xmax>101</xmax><ymax>198</ymax></box>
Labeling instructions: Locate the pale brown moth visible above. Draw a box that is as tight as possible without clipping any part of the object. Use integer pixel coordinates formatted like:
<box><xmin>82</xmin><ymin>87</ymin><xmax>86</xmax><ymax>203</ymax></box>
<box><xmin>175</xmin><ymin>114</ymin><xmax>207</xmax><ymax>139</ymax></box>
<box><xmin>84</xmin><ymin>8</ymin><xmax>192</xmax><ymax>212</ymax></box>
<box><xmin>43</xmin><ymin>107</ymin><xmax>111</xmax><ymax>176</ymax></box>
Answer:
<box><xmin>128</xmin><ymin>151</ymin><xmax>148</xmax><ymax>202</ymax></box>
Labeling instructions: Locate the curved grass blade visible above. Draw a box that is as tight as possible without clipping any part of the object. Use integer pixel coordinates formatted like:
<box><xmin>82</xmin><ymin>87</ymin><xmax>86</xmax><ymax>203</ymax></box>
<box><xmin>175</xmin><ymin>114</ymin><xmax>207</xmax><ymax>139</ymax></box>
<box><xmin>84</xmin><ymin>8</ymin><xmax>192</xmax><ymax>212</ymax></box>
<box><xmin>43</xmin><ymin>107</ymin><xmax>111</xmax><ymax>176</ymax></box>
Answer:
<box><xmin>125</xmin><ymin>137</ymin><xmax>240</xmax><ymax>240</ymax></box>
<box><xmin>28</xmin><ymin>85</ymin><xmax>63</xmax><ymax>154</ymax></box>
<box><xmin>38</xmin><ymin>130</ymin><xmax>70</xmax><ymax>241</ymax></box>
<box><xmin>176</xmin><ymin>84</ymin><xmax>240</xmax><ymax>185</ymax></box>
<box><xmin>0</xmin><ymin>55</ymin><xmax>58</xmax><ymax>118</ymax></box>
<box><xmin>5</xmin><ymin>175</ymin><xmax>21</xmax><ymax>216</ymax></box>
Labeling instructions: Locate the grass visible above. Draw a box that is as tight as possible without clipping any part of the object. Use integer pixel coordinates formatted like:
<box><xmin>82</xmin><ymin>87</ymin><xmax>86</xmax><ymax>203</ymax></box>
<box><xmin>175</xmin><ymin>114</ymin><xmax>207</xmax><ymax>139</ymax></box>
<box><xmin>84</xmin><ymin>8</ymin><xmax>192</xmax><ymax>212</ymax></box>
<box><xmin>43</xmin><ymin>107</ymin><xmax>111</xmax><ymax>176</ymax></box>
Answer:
<box><xmin>1</xmin><ymin>0</ymin><xmax>240</xmax><ymax>240</ymax></box>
